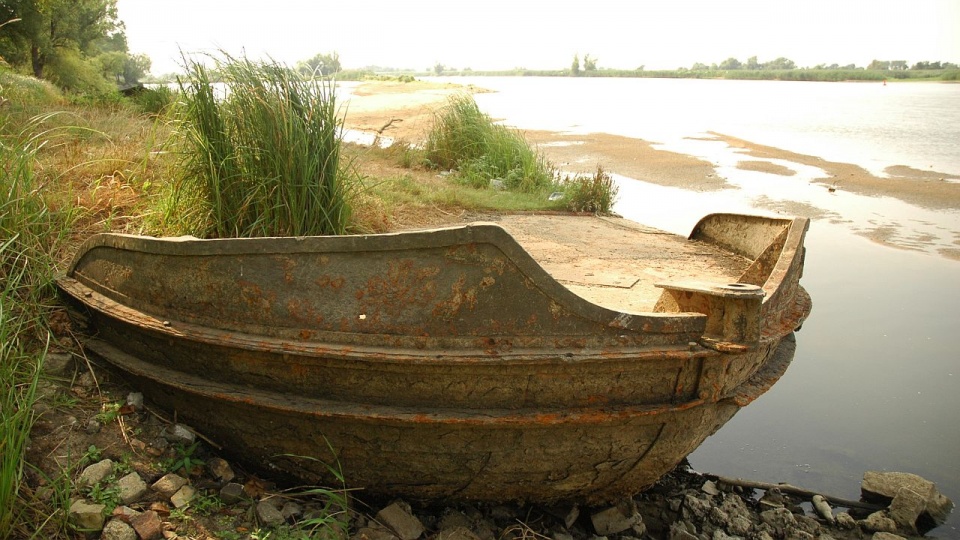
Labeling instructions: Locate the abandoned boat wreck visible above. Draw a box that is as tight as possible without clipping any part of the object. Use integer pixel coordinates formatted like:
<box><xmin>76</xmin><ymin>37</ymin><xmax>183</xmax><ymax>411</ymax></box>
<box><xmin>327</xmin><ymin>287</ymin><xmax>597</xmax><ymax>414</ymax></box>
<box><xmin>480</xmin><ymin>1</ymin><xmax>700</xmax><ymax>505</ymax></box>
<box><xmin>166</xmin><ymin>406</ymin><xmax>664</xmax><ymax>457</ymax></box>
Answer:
<box><xmin>57</xmin><ymin>212</ymin><xmax>811</xmax><ymax>503</ymax></box>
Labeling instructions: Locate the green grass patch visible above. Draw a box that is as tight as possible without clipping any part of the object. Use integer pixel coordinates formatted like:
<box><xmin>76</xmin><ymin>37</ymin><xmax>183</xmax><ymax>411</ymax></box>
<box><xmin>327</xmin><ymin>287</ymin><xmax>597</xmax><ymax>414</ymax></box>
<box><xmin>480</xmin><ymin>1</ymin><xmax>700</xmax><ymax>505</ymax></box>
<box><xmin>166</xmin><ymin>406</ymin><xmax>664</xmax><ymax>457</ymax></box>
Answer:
<box><xmin>166</xmin><ymin>53</ymin><xmax>355</xmax><ymax>238</ymax></box>
<box><xmin>0</xmin><ymin>69</ymin><xmax>64</xmax><ymax>107</ymax></box>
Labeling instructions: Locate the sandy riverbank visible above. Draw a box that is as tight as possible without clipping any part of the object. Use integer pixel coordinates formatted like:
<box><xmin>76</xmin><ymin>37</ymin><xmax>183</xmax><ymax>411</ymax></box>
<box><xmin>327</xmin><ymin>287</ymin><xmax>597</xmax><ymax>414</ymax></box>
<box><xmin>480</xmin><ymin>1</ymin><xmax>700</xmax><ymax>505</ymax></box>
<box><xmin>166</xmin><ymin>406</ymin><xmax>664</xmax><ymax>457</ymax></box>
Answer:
<box><xmin>341</xmin><ymin>80</ymin><xmax>960</xmax><ymax>258</ymax></box>
<box><xmin>343</xmin><ymin>81</ymin><xmax>960</xmax><ymax>207</ymax></box>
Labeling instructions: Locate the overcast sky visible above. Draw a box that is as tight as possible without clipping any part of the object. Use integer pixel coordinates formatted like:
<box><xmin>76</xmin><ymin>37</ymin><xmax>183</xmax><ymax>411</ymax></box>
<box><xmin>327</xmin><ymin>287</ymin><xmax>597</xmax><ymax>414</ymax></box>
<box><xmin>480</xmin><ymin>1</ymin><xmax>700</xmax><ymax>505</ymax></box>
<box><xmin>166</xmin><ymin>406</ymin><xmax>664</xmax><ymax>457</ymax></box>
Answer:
<box><xmin>116</xmin><ymin>0</ymin><xmax>960</xmax><ymax>75</ymax></box>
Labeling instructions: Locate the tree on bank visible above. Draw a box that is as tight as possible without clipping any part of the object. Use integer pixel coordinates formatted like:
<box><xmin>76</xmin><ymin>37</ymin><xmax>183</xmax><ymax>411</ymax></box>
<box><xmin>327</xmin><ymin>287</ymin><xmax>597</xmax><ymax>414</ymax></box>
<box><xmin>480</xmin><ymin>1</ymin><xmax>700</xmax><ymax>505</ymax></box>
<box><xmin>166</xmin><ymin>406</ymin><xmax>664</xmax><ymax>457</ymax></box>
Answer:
<box><xmin>583</xmin><ymin>54</ymin><xmax>597</xmax><ymax>71</ymax></box>
<box><xmin>0</xmin><ymin>0</ymin><xmax>145</xmax><ymax>91</ymax></box>
<box><xmin>296</xmin><ymin>51</ymin><xmax>341</xmax><ymax>77</ymax></box>
<box><xmin>718</xmin><ymin>57</ymin><xmax>742</xmax><ymax>70</ymax></box>
<box><xmin>570</xmin><ymin>54</ymin><xmax>580</xmax><ymax>76</ymax></box>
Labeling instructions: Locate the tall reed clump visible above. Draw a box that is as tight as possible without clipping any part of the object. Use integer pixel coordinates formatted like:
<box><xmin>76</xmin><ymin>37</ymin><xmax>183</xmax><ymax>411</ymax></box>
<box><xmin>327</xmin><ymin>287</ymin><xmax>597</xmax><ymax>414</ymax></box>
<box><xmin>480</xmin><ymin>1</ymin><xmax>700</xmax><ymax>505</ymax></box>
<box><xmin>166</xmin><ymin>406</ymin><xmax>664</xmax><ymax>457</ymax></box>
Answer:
<box><xmin>171</xmin><ymin>54</ymin><xmax>353</xmax><ymax>238</ymax></box>
<box><xmin>0</xmin><ymin>116</ymin><xmax>73</xmax><ymax>537</ymax></box>
<box><xmin>423</xmin><ymin>94</ymin><xmax>556</xmax><ymax>192</ymax></box>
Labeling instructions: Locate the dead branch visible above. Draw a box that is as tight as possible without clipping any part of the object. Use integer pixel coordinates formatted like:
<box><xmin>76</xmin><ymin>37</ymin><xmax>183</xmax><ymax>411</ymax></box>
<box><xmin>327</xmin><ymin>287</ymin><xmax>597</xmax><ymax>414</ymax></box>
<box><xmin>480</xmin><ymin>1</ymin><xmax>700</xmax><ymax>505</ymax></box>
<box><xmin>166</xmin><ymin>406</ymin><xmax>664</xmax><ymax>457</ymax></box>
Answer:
<box><xmin>706</xmin><ymin>474</ymin><xmax>884</xmax><ymax>511</ymax></box>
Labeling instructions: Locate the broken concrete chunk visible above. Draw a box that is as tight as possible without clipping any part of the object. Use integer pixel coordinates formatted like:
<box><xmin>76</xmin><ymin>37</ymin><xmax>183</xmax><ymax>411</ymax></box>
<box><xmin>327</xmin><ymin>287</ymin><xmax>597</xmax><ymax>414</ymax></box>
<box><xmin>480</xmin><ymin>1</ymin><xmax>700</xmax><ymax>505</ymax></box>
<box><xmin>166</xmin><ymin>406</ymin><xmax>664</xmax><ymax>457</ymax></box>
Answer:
<box><xmin>219</xmin><ymin>482</ymin><xmax>245</xmax><ymax>505</ymax></box>
<box><xmin>151</xmin><ymin>473</ymin><xmax>188</xmax><ymax>498</ymax></box>
<box><xmin>862</xmin><ymin>471</ymin><xmax>954</xmax><ymax>528</ymax></box>
<box><xmin>78</xmin><ymin>458</ymin><xmax>114</xmax><ymax>489</ymax></box>
<box><xmin>170</xmin><ymin>485</ymin><xmax>196</xmax><ymax>508</ymax></box>
<box><xmin>377</xmin><ymin>501</ymin><xmax>425</xmax><ymax>540</ymax></box>
<box><xmin>206</xmin><ymin>456</ymin><xmax>235</xmax><ymax>483</ymax></box>
<box><xmin>701</xmin><ymin>480</ymin><xmax>720</xmax><ymax>496</ymax></box>
<box><xmin>130</xmin><ymin>510</ymin><xmax>164</xmax><ymax>540</ymax></box>
<box><xmin>69</xmin><ymin>499</ymin><xmax>107</xmax><ymax>531</ymax></box>
<box><xmin>161</xmin><ymin>423</ymin><xmax>196</xmax><ymax>445</ymax></box>
<box><xmin>117</xmin><ymin>472</ymin><xmax>148</xmax><ymax>505</ymax></box>
<box><xmin>863</xmin><ymin>471</ymin><xmax>936</xmax><ymax>501</ymax></box>
<box><xmin>590</xmin><ymin>500</ymin><xmax>642</xmax><ymax>535</ymax></box>
<box><xmin>888</xmin><ymin>487</ymin><xmax>927</xmax><ymax>533</ymax></box>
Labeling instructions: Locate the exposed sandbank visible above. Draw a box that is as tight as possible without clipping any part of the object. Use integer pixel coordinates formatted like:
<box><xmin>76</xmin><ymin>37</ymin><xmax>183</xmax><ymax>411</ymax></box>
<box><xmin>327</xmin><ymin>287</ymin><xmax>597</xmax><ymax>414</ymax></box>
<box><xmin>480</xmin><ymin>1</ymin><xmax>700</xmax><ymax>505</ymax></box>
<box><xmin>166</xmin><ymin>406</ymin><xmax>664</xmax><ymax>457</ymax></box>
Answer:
<box><xmin>342</xmin><ymin>81</ymin><xmax>960</xmax><ymax>259</ymax></box>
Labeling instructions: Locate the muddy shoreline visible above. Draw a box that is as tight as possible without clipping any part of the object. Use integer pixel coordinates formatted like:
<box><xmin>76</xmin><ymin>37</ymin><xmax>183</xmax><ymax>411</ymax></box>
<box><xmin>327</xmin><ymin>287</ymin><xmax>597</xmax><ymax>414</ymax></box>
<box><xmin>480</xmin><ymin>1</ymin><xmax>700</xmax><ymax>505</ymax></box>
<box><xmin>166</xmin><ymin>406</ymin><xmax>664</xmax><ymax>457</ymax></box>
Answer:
<box><xmin>342</xmin><ymin>81</ymin><xmax>960</xmax><ymax>211</ymax></box>
<box><xmin>342</xmin><ymin>81</ymin><xmax>960</xmax><ymax>260</ymax></box>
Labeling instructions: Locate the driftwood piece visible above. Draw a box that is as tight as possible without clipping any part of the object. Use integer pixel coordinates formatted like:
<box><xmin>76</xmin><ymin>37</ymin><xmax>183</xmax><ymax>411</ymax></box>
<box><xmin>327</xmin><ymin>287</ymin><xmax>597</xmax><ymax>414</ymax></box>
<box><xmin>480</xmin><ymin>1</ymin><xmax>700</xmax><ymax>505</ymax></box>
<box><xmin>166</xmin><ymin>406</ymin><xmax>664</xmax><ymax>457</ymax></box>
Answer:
<box><xmin>377</xmin><ymin>118</ymin><xmax>403</xmax><ymax>134</ymax></box>
<box><xmin>707</xmin><ymin>474</ymin><xmax>884</xmax><ymax>511</ymax></box>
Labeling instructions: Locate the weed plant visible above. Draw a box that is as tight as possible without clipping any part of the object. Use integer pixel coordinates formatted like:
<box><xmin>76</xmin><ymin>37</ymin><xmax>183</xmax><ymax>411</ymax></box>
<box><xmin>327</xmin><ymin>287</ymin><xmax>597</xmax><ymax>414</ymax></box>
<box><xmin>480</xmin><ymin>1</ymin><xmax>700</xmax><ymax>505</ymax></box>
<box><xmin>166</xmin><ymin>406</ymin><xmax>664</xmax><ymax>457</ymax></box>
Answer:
<box><xmin>563</xmin><ymin>165</ymin><xmax>619</xmax><ymax>214</ymax></box>
<box><xmin>171</xmin><ymin>54</ymin><xmax>354</xmax><ymax>238</ymax></box>
<box><xmin>423</xmin><ymin>94</ymin><xmax>556</xmax><ymax>192</ymax></box>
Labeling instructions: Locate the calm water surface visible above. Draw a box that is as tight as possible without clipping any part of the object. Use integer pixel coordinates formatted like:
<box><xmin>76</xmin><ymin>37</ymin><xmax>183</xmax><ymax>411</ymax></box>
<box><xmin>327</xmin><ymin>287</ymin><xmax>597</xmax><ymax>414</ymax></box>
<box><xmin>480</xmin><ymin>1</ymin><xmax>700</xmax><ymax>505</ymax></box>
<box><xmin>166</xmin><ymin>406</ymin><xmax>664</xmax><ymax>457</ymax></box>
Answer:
<box><xmin>425</xmin><ymin>77</ymin><xmax>960</xmax><ymax>535</ymax></box>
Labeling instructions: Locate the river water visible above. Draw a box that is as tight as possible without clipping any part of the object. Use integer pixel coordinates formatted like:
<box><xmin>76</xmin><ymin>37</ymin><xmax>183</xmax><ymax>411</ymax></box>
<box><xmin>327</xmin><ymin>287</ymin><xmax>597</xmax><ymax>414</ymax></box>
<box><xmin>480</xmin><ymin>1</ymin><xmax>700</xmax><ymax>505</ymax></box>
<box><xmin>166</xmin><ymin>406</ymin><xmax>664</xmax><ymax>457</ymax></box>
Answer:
<box><xmin>424</xmin><ymin>77</ymin><xmax>960</xmax><ymax>535</ymax></box>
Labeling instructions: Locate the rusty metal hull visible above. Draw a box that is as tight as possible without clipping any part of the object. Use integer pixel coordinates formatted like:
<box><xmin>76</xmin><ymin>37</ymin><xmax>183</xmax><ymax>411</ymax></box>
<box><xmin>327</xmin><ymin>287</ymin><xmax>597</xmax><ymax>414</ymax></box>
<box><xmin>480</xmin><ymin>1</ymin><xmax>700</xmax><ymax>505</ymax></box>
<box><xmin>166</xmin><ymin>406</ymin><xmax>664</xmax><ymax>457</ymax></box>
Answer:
<box><xmin>57</xmin><ymin>213</ymin><xmax>811</xmax><ymax>503</ymax></box>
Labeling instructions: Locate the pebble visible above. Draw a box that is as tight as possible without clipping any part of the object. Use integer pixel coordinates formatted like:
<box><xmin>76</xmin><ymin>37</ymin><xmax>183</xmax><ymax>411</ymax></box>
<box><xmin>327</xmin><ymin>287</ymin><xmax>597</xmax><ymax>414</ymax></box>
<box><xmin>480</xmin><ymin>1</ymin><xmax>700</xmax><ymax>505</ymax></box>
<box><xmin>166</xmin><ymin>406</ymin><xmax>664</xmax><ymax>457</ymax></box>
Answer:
<box><xmin>256</xmin><ymin>499</ymin><xmax>285</xmax><ymax>527</ymax></box>
<box><xmin>126</xmin><ymin>392</ymin><xmax>144</xmax><ymax>411</ymax></box>
<box><xmin>161</xmin><ymin>423</ymin><xmax>196</xmax><ymax>445</ymax></box>
<box><xmin>101</xmin><ymin>519</ymin><xmax>138</xmax><ymax>540</ymax></box>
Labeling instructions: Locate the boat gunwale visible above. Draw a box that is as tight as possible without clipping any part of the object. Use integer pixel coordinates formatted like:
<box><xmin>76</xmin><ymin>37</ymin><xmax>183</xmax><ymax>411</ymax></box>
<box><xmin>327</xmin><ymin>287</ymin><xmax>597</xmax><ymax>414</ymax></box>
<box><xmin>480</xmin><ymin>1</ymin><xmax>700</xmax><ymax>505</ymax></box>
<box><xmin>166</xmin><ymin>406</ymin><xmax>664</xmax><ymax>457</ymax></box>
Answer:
<box><xmin>64</xmin><ymin>222</ymin><xmax>712</xmax><ymax>337</ymax></box>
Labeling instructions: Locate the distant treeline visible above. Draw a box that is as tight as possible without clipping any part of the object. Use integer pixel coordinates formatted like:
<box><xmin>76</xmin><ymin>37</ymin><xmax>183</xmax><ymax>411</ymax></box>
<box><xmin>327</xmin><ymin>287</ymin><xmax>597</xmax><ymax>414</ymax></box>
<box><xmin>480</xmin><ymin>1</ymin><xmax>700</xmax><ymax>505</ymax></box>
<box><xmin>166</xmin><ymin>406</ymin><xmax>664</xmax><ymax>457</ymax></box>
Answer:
<box><xmin>375</xmin><ymin>55</ymin><xmax>960</xmax><ymax>83</ymax></box>
<box><xmin>385</xmin><ymin>68</ymin><xmax>960</xmax><ymax>83</ymax></box>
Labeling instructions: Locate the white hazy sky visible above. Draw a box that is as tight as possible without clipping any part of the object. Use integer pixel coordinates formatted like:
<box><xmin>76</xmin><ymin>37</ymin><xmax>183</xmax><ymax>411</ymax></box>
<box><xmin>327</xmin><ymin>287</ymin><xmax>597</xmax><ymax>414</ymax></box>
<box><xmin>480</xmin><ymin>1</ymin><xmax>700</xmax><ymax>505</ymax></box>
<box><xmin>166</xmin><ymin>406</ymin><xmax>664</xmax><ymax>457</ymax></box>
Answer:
<box><xmin>117</xmin><ymin>0</ymin><xmax>960</xmax><ymax>75</ymax></box>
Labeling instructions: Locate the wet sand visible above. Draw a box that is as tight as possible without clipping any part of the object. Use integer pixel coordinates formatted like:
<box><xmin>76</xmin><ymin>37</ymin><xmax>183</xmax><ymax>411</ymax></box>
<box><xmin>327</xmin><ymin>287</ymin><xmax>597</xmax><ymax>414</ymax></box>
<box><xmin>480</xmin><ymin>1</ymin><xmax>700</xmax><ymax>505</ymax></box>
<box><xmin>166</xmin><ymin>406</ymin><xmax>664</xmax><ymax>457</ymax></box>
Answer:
<box><xmin>342</xmin><ymin>81</ymin><xmax>960</xmax><ymax>258</ymax></box>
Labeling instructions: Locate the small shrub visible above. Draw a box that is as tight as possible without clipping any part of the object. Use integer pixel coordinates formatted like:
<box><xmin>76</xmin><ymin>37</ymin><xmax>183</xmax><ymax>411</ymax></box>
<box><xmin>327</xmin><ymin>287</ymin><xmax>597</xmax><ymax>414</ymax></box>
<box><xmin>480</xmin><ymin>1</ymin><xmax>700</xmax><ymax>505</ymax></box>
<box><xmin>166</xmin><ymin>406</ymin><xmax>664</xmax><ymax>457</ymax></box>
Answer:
<box><xmin>46</xmin><ymin>49</ymin><xmax>117</xmax><ymax>95</ymax></box>
<box><xmin>423</xmin><ymin>94</ymin><xmax>556</xmax><ymax>192</ymax></box>
<box><xmin>130</xmin><ymin>85</ymin><xmax>175</xmax><ymax>116</ymax></box>
<box><xmin>564</xmin><ymin>165</ymin><xmax>619</xmax><ymax>214</ymax></box>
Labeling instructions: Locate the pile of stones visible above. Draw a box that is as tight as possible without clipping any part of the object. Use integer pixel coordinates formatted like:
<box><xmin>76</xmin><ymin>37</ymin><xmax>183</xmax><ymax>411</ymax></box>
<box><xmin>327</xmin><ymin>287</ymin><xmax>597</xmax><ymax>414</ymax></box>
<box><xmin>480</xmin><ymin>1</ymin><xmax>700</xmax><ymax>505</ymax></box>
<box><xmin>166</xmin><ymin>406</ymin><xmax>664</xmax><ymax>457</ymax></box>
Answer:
<box><xmin>68</xmin><ymin>442</ymin><xmax>953</xmax><ymax>540</ymax></box>
<box><xmin>59</xmin><ymin>393</ymin><xmax>953</xmax><ymax>540</ymax></box>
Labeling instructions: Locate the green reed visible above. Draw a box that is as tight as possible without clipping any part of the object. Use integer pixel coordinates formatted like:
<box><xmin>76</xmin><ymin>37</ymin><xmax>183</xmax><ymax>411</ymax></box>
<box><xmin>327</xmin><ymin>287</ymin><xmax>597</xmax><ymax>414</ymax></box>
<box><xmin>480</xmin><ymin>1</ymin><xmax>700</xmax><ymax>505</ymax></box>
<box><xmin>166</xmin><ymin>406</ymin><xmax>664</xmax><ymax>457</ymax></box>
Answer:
<box><xmin>423</xmin><ymin>93</ymin><xmax>556</xmax><ymax>192</ymax></box>
<box><xmin>0</xmin><ymin>115</ymin><xmax>73</xmax><ymax>538</ymax></box>
<box><xmin>173</xmin><ymin>54</ymin><xmax>353</xmax><ymax>238</ymax></box>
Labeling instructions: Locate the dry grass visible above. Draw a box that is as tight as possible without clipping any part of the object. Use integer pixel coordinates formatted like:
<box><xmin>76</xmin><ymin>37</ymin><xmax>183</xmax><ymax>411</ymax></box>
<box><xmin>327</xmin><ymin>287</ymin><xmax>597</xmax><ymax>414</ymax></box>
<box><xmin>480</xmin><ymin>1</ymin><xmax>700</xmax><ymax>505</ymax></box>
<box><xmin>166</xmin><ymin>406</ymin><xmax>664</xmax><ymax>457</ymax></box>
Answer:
<box><xmin>7</xmin><ymin>103</ymin><xmax>175</xmax><ymax>261</ymax></box>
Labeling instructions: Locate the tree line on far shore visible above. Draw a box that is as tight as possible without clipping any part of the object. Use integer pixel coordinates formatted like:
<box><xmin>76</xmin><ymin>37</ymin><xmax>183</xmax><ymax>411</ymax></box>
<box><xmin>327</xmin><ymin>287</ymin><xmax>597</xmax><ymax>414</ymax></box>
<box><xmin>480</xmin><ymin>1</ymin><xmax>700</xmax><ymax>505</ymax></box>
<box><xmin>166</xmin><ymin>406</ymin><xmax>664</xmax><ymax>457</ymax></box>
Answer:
<box><xmin>300</xmin><ymin>53</ymin><xmax>960</xmax><ymax>83</ymax></box>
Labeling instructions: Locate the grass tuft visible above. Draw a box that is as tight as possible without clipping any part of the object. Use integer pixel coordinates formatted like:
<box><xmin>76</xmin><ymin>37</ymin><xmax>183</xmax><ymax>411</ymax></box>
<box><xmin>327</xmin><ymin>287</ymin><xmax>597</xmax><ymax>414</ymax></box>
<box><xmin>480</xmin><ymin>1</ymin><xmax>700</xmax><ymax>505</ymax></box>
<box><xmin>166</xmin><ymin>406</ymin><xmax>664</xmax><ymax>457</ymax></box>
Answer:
<box><xmin>168</xmin><ymin>53</ymin><xmax>355</xmax><ymax>238</ymax></box>
<box><xmin>423</xmin><ymin>94</ymin><xmax>556</xmax><ymax>193</ymax></box>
